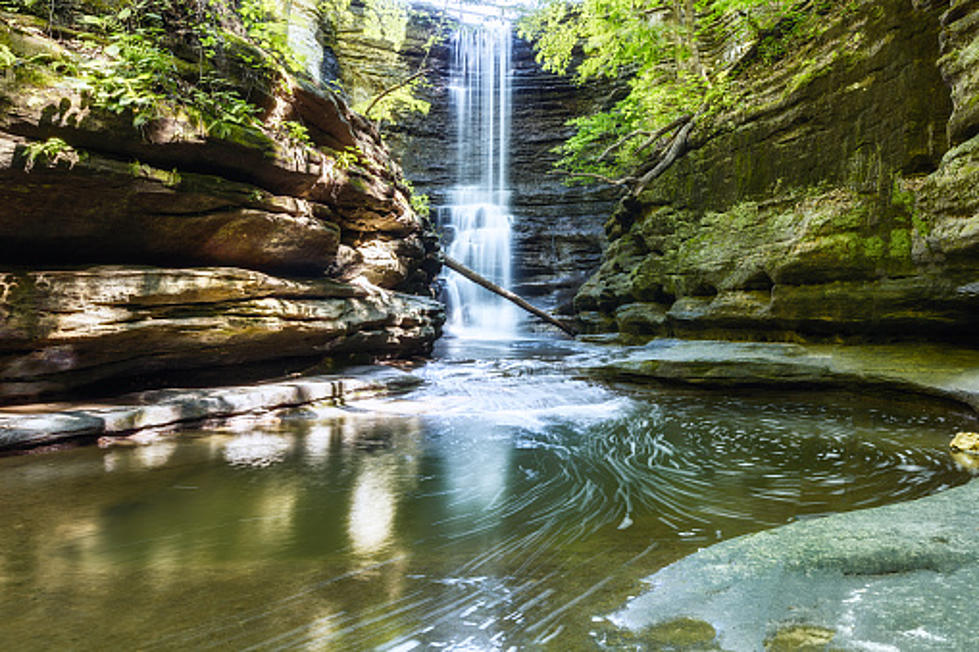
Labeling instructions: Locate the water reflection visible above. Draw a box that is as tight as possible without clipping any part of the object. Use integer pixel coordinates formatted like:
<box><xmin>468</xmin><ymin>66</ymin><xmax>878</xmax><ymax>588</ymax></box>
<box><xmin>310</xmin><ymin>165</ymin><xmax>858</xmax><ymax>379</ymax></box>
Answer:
<box><xmin>348</xmin><ymin>455</ymin><xmax>398</xmax><ymax>556</ymax></box>
<box><xmin>222</xmin><ymin>432</ymin><xmax>291</xmax><ymax>468</ymax></box>
<box><xmin>0</xmin><ymin>338</ymin><xmax>974</xmax><ymax>650</ymax></box>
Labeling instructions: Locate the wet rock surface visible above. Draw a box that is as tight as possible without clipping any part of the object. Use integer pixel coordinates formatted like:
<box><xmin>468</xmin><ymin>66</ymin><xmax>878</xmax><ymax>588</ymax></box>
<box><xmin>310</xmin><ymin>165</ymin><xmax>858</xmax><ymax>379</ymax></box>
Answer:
<box><xmin>508</xmin><ymin>38</ymin><xmax>618</xmax><ymax>315</ymax></box>
<box><xmin>0</xmin><ymin>365</ymin><xmax>421</xmax><ymax>450</ymax></box>
<box><xmin>584</xmin><ymin>338</ymin><xmax>979</xmax><ymax>414</ymax></box>
<box><xmin>0</xmin><ymin>267</ymin><xmax>442</xmax><ymax>404</ymax></box>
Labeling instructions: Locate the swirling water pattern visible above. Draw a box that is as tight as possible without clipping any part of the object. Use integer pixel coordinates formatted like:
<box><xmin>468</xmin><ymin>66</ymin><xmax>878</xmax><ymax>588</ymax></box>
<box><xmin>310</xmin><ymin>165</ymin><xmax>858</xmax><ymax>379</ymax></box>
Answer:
<box><xmin>0</xmin><ymin>338</ymin><xmax>972</xmax><ymax>650</ymax></box>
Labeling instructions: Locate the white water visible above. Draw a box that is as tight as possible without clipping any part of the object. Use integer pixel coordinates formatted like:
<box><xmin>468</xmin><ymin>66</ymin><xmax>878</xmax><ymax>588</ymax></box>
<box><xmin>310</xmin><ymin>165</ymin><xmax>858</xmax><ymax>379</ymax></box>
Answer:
<box><xmin>442</xmin><ymin>21</ymin><xmax>518</xmax><ymax>337</ymax></box>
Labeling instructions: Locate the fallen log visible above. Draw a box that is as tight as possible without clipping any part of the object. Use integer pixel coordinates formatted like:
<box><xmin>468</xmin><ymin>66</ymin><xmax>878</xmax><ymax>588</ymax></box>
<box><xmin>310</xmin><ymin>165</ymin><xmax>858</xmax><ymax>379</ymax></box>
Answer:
<box><xmin>441</xmin><ymin>255</ymin><xmax>579</xmax><ymax>337</ymax></box>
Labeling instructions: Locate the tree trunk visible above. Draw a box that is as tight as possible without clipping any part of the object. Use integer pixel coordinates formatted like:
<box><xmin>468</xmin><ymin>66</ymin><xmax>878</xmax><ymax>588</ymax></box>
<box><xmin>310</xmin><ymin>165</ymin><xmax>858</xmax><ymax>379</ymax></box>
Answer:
<box><xmin>441</xmin><ymin>256</ymin><xmax>578</xmax><ymax>337</ymax></box>
<box><xmin>630</xmin><ymin>114</ymin><xmax>697</xmax><ymax>197</ymax></box>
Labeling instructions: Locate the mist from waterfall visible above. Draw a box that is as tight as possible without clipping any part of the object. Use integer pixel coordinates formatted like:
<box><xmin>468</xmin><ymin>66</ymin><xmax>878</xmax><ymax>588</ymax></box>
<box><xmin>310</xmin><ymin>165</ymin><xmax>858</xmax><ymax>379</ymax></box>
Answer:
<box><xmin>441</xmin><ymin>20</ymin><xmax>517</xmax><ymax>337</ymax></box>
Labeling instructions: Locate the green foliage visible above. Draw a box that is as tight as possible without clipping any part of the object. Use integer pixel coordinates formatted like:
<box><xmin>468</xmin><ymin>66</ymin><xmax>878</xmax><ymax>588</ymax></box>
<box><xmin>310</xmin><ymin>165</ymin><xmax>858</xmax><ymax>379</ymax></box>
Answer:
<box><xmin>362</xmin><ymin>75</ymin><xmax>432</xmax><ymax>125</ymax></box>
<box><xmin>0</xmin><ymin>43</ymin><xmax>17</xmax><ymax>69</ymax></box>
<box><xmin>238</xmin><ymin>0</ymin><xmax>305</xmax><ymax>72</ymax></box>
<box><xmin>332</xmin><ymin>145</ymin><xmax>365</xmax><ymax>170</ymax></box>
<box><xmin>21</xmin><ymin>137</ymin><xmax>78</xmax><ymax>172</ymax></box>
<box><xmin>321</xmin><ymin>0</ymin><xmax>442</xmax><ymax>126</ymax></box>
<box><xmin>411</xmin><ymin>192</ymin><xmax>430</xmax><ymax>219</ymax></box>
<box><xmin>518</xmin><ymin>0</ymin><xmax>833</xmax><ymax>184</ymax></box>
<box><xmin>281</xmin><ymin>119</ymin><xmax>312</xmax><ymax>146</ymax></box>
<box><xmin>320</xmin><ymin>0</ymin><xmax>409</xmax><ymax>49</ymax></box>
<box><xmin>69</xmin><ymin>9</ymin><xmax>178</xmax><ymax>128</ymax></box>
<box><xmin>3</xmin><ymin>0</ymin><xmax>307</xmax><ymax>137</ymax></box>
<box><xmin>404</xmin><ymin>179</ymin><xmax>430</xmax><ymax>218</ymax></box>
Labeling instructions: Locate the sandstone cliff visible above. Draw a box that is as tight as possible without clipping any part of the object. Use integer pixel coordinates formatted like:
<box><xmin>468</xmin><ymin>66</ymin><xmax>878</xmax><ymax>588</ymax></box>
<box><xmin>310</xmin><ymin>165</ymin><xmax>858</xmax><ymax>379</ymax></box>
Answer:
<box><xmin>575</xmin><ymin>0</ymin><xmax>979</xmax><ymax>344</ymax></box>
<box><xmin>0</xmin><ymin>5</ymin><xmax>443</xmax><ymax>404</ymax></box>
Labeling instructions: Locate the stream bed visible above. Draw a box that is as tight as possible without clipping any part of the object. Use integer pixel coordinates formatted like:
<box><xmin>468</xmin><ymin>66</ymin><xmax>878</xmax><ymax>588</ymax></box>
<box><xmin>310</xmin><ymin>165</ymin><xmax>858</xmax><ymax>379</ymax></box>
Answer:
<box><xmin>0</xmin><ymin>337</ymin><xmax>972</xmax><ymax>650</ymax></box>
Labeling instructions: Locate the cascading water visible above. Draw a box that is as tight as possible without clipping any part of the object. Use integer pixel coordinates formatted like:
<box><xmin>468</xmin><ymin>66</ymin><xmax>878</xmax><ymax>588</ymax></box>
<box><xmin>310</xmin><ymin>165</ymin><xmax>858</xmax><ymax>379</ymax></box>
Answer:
<box><xmin>441</xmin><ymin>20</ymin><xmax>517</xmax><ymax>337</ymax></box>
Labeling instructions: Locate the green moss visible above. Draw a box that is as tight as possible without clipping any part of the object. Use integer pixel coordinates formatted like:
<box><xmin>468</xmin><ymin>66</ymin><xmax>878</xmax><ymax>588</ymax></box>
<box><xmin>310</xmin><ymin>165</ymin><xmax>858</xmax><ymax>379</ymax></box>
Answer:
<box><xmin>783</xmin><ymin>51</ymin><xmax>840</xmax><ymax>99</ymax></box>
<box><xmin>728</xmin><ymin>200</ymin><xmax>760</xmax><ymax>228</ymax></box>
<box><xmin>891</xmin><ymin>177</ymin><xmax>915</xmax><ymax>213</ymax></box>
<box><xmin>862</xmin><ymin>235</ymin><xmax>885</xmax><ymax>259</ymax></box>
<box><xmin>639</xmin><ymin>617</ymin><xmax>718</xmax><ymax>647</ymax></box>
<box><xmin>888</xmin><ymin>228</ymin><xmax>911</xmax><ymax>259</ymax></box>
<box><xmin>127</xmin><ymin>161</ymin><xmax>181</xmax><ymax>187</ymax></box>
<box><xmin>911</xmin><ymin>212</ymin><xmax>932</xmax><ymax>237</ymax></box>
<box><xmin>836</xmin><ymin>203</ymin><xmax>866</xmax><ymax>230</ymax></box>
<box><xmin>764</xmin><ymin>624</ymin><xmax>836</xmax><ymax>651</ymax></box>
<box><xmin>4</xmin><ymin>273</ymin><xmax>41</xmax><ymax>339</ymax></box>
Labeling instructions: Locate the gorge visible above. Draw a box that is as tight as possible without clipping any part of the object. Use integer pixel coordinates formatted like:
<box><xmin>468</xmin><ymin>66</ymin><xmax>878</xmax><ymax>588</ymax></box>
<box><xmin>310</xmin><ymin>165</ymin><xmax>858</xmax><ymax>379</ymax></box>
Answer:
<box><xmin>2</xmin><ymin>1</ymin><xmax>979</xmax><ymax>650</ymax></box>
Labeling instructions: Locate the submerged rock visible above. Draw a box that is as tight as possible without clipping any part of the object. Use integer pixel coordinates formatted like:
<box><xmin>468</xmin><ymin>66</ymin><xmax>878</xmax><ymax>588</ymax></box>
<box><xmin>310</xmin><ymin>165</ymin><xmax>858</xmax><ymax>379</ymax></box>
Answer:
<box><xmin>950</xmin><ymin>431</ymin><xmax>979</xmax><ymax>454</ymax></box>
<box><xmin>611</xmin><ymin>477</ymin><xmax>979</xmax><ymax>650</ymax></box>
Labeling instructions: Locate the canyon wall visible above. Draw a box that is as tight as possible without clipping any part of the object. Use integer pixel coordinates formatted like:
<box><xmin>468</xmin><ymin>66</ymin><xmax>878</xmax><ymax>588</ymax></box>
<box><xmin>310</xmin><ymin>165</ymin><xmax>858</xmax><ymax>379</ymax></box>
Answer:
<box><xmin>0</xmin><ymin>5</ymin><xmax>443</xmax><ymax>403</ymax></box>
<box><xmin>575</xmin><ymin>0</ymin><xmax>979</xmax><ymax>344</ymax></box>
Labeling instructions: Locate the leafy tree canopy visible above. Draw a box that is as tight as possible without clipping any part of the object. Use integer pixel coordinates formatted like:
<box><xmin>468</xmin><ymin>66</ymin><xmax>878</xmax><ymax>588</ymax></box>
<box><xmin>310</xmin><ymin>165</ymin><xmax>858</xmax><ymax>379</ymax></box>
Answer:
<box><xmin>518</xmin><ymin>0</ymin><xmax>830</xmax><ymax>192</ymax></box>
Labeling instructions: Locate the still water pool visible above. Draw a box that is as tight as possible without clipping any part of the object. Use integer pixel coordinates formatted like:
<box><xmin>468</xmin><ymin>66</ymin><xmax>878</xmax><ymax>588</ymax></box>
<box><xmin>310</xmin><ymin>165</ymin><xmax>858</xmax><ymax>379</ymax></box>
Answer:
<box><xmin>0</xmin><ymin>337</ymin><xmax>971</xmax><ymax>650</ymax></box>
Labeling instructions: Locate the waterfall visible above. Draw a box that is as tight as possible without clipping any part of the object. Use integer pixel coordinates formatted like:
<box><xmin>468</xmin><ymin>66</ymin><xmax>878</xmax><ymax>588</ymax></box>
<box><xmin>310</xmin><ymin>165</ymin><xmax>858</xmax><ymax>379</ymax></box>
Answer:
<box><xmin>441</xmin><ymin>20</ymin><xmax>517</xmax><ymax>337</ymax></box>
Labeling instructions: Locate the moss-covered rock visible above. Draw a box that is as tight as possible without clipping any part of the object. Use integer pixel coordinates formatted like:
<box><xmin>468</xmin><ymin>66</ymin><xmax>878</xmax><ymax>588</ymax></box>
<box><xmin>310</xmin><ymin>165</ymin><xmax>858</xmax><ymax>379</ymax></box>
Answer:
<box><xmin>575</xmin><ymin>0</ymin><xmax>979</xmax><ymax>344</ymax></box>
<box><xmin>939</xmin><ymin>0</ymin><xmax>979</xmax><ymax>146</ymax></box>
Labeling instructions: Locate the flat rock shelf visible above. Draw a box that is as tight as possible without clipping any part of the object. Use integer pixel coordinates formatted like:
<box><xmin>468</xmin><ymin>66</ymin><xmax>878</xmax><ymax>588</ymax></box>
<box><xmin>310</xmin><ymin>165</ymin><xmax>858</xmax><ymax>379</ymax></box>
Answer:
<box><xmin>0</xmin><ymin>366</ymin><xmax>420</xmax><ymax>450</ymax></box>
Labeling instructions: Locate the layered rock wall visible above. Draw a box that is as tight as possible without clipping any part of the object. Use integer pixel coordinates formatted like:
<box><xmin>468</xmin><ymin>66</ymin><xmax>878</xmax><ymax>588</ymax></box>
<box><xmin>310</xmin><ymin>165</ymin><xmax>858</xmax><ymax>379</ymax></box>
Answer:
<box><xmin>576</xmin><ymin>0</ymin><xmax>979</xmax><ymax>344</ymax></box>
<box><xmin>0</xmin><ymin>8</ymin><xmax>443</xmax><ymax>404</ymax></box>
<box><xmin>509</xmin><ymin>37</ymin><xmax>618</xmax><ymax>314</ymax></box>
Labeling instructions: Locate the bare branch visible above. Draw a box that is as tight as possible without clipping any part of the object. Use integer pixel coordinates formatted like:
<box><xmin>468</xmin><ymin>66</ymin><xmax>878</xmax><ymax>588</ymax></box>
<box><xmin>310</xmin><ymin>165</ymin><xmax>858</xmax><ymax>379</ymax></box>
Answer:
<box><xmin>633</xmin><ymin>112</ymin><xmax>692</xmax><ymax>156</ymax></box>
<box><xmin>594</xmin><ymin>112</ymin><xmax>693</xmax><ymax>169</ymax></box>
<box><xmin>442</xmin><ymin>255</ymin><xmax>578</xmax><ymax>336</ymax></box>
<box><xmin>547</xmin><ymin>169</ymin><xmax>637</xmax><ymax>186</ymax></box>
<box><xmin>595</xmin><ymin>128</ymin><xmax>653</xmax><ymax>164</ymax></box>
<box><xmin>629</xmin><ymin>106</ymin><xmax>705</xmax><ymax>197</ymax></box>
<box><xmin>364</xmin><ymin>67</ymin><xmax>432</xmax><ymax>119</ymax></box>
